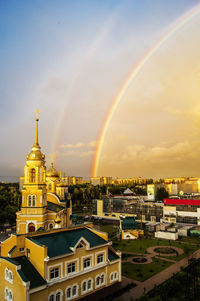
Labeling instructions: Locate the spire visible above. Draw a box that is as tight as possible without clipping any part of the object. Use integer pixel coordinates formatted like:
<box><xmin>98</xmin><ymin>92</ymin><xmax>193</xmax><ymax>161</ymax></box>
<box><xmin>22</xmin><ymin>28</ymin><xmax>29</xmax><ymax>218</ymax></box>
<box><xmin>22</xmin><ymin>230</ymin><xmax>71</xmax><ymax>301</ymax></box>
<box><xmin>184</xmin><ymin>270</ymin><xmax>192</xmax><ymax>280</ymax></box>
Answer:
<box><xmin>34</xmin><ymin>109</ymin><xmax>39</xmax><ymax>147</ymax></box>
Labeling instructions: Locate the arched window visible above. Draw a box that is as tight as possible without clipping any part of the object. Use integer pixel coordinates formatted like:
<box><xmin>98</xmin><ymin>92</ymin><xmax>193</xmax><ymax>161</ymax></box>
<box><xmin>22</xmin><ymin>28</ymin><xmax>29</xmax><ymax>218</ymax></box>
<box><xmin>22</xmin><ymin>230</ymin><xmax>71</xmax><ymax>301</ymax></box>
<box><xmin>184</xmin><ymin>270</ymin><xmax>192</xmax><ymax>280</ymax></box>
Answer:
<box><xmin>28</xmin><ymin>223</ymin><xmax>35</xmax><ymax>233</ymax></box>
<box><xmin>114</xmin><ymin>272</ymin><xmax>118</xmax><ymax>280</ymax></box>
<box><xmin>66</xmin><ymin>288</ymin><xmax>71</xmax><ymax>299</ymax></box>
<box><xmin>96</xmin><ymin>276</ymin><xmax>100</xmax><ymax>287</ymax></box>
<box><xmin>82</xmin><ymin>281</ymin><xmax>87</xmax><ymax>293</ymax></box>
<box><xmin>72</xmin><ymin>285</ymin><xmax>77</xmax><ymax>297</ymax></box>
<box><xmin>49</xmin><ymin>294</ymin><xmax>54</xmax><ymax>301</ymax></box>
<box><xmin>110</xmin><ymin>273</ymin><xmax>114</xmax><ymax>282</ymax></box>
<box><xmin>88</xmin><ymin>279</ymin><xmax>92</xmax><ymax>290</ymax></box>
<box><xmin>30</xmin><ymin>168</ymin><xmax>36</xmax><ymax>183</ymax></box>
<box><xmin>56</xmin><ymin>292</ymin><xmax>61</xmax><ymax>301</ymax></box>
<box><xmin>32</xmin><ymin>195</ymin><xmax>36</xmax><ymax>206</ymax></box>
<box><xmin>101</xmin><ymin>274</ymin><xmax>105</xmax><ymax>284</ymax></box>
<box><xmin>28</xmin><ymin>195</ymin><xmax>32</xmax><ymax>206</ymax></box>
<box><xmin>49</xmin><ymin>223</ymin><xmax>54</xmax><ymax>230</ymax></box>
<box><xmin>9</xmin><ymin>291</ymin><xmax>13</xmax><ymax>301</ymax></box>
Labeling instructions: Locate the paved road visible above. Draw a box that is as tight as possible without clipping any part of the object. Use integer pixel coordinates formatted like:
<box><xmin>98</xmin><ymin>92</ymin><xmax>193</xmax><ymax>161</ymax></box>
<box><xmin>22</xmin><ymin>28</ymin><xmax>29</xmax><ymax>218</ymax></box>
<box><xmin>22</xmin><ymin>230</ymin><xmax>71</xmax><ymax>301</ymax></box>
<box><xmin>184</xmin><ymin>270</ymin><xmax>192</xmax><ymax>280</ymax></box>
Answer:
<box><xmin>114</xmin><ymin>249</ymin><xmax>200</xmax><ymax>301</ymax></box>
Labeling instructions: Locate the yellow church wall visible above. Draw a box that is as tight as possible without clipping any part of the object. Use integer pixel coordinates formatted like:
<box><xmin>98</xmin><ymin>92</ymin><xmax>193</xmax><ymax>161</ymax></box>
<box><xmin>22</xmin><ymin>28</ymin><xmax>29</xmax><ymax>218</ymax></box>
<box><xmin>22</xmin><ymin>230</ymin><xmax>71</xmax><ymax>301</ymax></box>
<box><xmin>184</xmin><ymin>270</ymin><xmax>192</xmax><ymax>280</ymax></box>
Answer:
<box><xmin>0</xmin><ymin>258</ymin><xmax>27</xmax><ymax>301</ymax></box>
<box><xmin>30</xmin><ymin>258</ymin><xmax>120</xmax><ymax>301</ymax></box>
<box><xmin>25</xmin><ymin>238</ymin><xmax>47</xmax><ymax>278</ymax></box>
<box><xmin>0</xmin><ymin>235</ymin><xmax>17</xmax><ymax>257</ymax></box>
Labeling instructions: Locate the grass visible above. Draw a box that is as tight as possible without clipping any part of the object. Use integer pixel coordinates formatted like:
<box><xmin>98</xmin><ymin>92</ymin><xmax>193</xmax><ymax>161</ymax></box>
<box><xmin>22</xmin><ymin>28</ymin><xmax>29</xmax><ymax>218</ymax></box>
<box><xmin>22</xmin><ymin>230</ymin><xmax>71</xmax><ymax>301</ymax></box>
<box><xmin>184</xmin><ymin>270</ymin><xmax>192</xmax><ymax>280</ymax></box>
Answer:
<box><xmin>113</xmin><ymin>238</ymin><xmax>199</xmax><ymax>257</ymax></box>
<box><xmin>122</xmin><ymin>257</ymin><xmax>172</xmax><ymax>282</ymax></box>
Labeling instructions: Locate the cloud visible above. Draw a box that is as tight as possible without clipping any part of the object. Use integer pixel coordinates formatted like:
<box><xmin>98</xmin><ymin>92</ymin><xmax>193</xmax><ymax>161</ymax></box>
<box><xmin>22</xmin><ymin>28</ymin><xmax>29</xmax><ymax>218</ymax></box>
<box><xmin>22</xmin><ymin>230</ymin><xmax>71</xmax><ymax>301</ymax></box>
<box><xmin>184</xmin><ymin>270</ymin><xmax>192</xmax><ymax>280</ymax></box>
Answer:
<box><xmin>87</xmin><ymin>141</ymin><xmax>97</xmax><ymax>147</ymax></box>
<box><xmin>60</xmin><ymin>142</ymin><xmax>84</xmax><ymax>149</ymax></box>
<box><xmin>80</xmin><ymin>150</ymin><xmax>94</xmax><ymax>157</ymax></box>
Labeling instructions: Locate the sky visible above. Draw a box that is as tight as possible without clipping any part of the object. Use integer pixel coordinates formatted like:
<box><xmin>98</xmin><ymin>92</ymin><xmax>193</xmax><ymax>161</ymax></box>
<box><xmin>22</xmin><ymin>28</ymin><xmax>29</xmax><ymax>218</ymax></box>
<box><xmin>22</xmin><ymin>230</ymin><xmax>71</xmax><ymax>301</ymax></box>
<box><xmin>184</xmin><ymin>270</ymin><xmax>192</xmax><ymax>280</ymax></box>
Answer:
<box><xmin>1</xmin><ymin>0</ymin><xmax>200</xmax><ymax>181</ymax></box>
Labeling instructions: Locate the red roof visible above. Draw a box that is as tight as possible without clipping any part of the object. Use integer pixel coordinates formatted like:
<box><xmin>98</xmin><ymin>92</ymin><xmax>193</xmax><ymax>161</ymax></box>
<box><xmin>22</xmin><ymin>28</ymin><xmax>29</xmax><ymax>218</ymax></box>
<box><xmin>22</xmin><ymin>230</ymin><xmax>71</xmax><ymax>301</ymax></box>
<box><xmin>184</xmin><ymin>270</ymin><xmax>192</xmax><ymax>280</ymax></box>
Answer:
<box><xmin>164</xmin><ymin>199</ymin><xmax>200</xmax><ymax>206</ymax></box>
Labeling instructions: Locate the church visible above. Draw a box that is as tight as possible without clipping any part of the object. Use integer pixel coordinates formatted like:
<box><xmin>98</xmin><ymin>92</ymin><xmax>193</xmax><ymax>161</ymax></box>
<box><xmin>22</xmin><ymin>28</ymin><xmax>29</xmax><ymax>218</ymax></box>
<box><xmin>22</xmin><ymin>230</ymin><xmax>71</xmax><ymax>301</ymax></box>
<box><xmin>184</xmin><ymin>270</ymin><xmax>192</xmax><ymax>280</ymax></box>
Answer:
<box><xmin>17</xmin><ymin>112</ymin><xmax>72</xmax><ymax>234</ymax></box>
<box><xmin>0</xmin><ymin>113</ymin><xmax>121</xmax><ymax>301</ymax></box>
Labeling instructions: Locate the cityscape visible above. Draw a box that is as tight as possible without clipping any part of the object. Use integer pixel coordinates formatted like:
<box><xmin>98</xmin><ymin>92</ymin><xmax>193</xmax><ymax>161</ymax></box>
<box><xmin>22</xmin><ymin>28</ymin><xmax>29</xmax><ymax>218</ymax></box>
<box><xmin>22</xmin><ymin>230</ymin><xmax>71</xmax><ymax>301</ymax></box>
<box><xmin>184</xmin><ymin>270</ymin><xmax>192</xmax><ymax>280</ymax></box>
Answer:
<box><xmin>1</xmin><ymin>1</ymin><xmax>200</xmax><ymax>301</ymax></box>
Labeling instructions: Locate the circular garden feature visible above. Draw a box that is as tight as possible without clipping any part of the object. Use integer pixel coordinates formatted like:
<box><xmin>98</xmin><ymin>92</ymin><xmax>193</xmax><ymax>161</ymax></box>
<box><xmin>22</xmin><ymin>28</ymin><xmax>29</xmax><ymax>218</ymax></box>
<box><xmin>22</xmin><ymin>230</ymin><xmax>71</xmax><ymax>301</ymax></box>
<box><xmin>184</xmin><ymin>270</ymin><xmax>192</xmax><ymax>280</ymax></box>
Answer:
<box><xmin>132</xmin><ymin>257</ymin><xmax>148</xmax><ymax>263</ymax></box>
<box><xmin>154</xmin><ymin>247</ymin><xmax>176</xmax><ymax>254</ymax></box>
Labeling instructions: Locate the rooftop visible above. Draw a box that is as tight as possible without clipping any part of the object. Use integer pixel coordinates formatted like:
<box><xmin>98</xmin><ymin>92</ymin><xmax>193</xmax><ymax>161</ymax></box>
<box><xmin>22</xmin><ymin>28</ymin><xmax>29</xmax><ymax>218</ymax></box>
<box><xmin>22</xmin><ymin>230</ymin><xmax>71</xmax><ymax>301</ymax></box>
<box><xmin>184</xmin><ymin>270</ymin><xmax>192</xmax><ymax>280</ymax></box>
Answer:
<box><xmin>28</xmin><ymin>227</ymin><xmax>107</xmax><ymax>258</ymax></box>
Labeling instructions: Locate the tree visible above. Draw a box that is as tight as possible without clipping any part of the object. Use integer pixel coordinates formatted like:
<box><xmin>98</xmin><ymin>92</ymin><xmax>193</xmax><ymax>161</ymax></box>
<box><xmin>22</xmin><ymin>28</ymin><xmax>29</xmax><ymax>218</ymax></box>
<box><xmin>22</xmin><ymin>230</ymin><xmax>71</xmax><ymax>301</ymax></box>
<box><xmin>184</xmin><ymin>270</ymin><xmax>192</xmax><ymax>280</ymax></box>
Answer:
<box><xmin>156</xmin><ymin>187</ymin><xmax>169</xmax><ymax>201</ymax></box>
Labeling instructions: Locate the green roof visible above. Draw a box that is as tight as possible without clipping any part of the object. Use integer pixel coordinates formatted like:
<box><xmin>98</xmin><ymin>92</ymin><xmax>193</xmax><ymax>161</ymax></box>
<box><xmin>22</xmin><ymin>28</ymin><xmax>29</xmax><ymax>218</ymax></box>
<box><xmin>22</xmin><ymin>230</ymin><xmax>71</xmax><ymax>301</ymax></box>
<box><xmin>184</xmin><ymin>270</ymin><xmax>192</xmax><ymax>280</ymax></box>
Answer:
<box><xmin>14</xmin><ymin>256</ymin><xmax>46</xmax><ymax>289</ymax></box>
<box><xmin>47</xmin><ymin>201</ymin><xmax>65</xmax><ymax>212</ymax></box>
<box><xmin>8</xmin><ymin>245</ymin><xmax>16</xmax><ymax>254</ymax></box>
<box><xmin>28</xmin><ymin>228</ymin><xmax>107</xmax><ymax>258</ymax></box>
<box><xmin>108</xmin><ymin>248</ymin><xmax>120</xmax><ymax>261</ymax></box>
<box><xmin>121</xmin><ymin>217</ymin><xmax>139</xmax><ymax>230</ymax></box>
<box><xmin>0</xmin><ymin>256</ymin><xmax>46</xmax><ymax>289</ymax></box>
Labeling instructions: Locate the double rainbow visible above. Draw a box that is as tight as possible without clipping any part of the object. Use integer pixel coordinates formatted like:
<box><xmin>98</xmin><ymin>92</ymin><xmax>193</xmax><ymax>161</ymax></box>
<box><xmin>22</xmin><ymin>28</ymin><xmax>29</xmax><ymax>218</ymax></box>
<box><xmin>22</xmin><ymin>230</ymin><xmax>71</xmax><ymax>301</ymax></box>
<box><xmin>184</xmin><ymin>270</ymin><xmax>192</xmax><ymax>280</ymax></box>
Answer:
<box><xmin>91</xmin><ymin>3</ymin><xmax>200</xmax><ymax>177</ymax></box>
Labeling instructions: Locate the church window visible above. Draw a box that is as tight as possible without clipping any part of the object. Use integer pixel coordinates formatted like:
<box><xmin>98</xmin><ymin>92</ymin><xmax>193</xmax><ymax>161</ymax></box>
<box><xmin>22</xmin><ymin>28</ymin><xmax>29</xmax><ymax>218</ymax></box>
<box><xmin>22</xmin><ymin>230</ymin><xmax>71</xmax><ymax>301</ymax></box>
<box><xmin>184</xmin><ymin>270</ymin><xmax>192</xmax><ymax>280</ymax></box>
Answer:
<box><xmin>32</xmin><ymin>195</ymin><xmax>36</xmax><ymax>206</ymax></box>
<box><xmin>97</xmin><ymin>254</ymin><xmax>103</xmax><ymax>264</ymax></box>
<box><xmin>28</xmin><ymin>195</ymin><xmax>32</xmax><ymax>206</ymax></box>
<box><xmin>66</xmin><ymin>287</ymin><xmax>71</xmax><ymax>299</ymax></box>
<box><xmin>76</xmin><ymin>242</ymin><xmax>83</xmax><ymax>249</ymax></box>
<box><xmin>96</xmin><ymin>276</ymin><xmax>100</xmax><ymax>287</ymax></box>
<box><xmin>50</xmin><ymin>267</ymin><xmax>59</xmax><ymax>279</ymax></box>
<box><xmin>55</xmin><ymin>292</ymin><xmax>61</xmax><ymax>301</ymax></box>
<box><xmin>110</xmin><ymin>273</ymin><xmax>114</xmax><ymax>282</ymax></box>
<box><xmin>67</xmin><ymin>262</ymin><xmax>75</xmax><ymax>274</ymax></box>
<box><xmin>83</xmin><ymin>257</ymin><xmax>91</xmax><ymax>269</ymax></box>
<box><xmin>49</xmin><ymin>294</ymin><xmax>54</xmax><ymax>301</ymax></box>
<box><xmin>72</xmin><ymin>285</ymin><xmax>77</xmax><ymax>297</ymax></box>
<box><xmin>49</xmin><ymin>223</ymin><xmax>53</xmax><ymax>229</ymax></box>
<box><xmin>82</xmin><ymin>281</ymin><xmax>87</xmax><ymax>293</ymax></box>
<box><xmin>101</xmin><ymin>274</ymin><xmax>105</xmax><ymax>284</ymax></box>
<box><xmin>30</xmin><ymin>168</ymin><xmax>36</xmax><ymax>183</ymax></box>
<box><xmin>88</xmin><ymin>279</ymin><xmax>92</xmax><ymax>290</ymax></box>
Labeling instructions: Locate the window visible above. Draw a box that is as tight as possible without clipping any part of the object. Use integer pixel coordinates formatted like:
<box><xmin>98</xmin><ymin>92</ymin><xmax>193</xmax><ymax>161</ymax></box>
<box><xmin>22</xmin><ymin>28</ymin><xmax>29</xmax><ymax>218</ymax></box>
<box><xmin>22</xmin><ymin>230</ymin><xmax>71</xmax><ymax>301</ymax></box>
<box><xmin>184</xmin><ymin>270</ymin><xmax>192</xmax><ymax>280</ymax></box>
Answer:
<box><xmin>88</xmin><ymin>279</ymin><xmax>92</xmax><ymax>291</ymax></box>
<box><xmin>32</xmin><ymin>195</ymin><xmax>36</xmax><ymax>206</ymax></box>
<box><xmin>5</xmin><ymin>268</ymin><xmax>13</xmax><ymax>284</ymax></box>
<box><xmin>66</xmin><ymin>288</ymin><xmax>71</xmax><ymax>299</ymax></box>
<box><xmin>82</xmin><ymin>281</ymin><xmax>87</xmax><ymax>293</ymax></box>
<box><xmin>110</xmin><ymin>273</ymin><xmax>114</xmax><ymax>282</ymax></box>
<box><xmin>49</xmin><ymin>183</ymin><xmax>52</xmax><ymax>191</ymax></box>
<box><xmin>20</xmin><ymin>247</ymin><xmax>24</xmax><ymax>252</ymax></box>
<box><xmin>56</xmin><ymin>292</ymin><xmax>61</xmax><ymax>301</ymax></box>
<box><xmin>27</xmin><ymin>195</ymin><xmax>37</xmax><ymax>207</ymax></box>
<box><xmin>83</xmin><ymin>257</ymin><xmax>91</xmax><ymax>269</ymax></box>
<box><xmin>49</xmin><ymin>295</ymin><xmax>54</xmax><ymax>301</ymax></box>
<box><xmin>72</xmin><ymin>285</ymin><xmax>77</xmax><ymax>297</ymax></box>
<box><xmin>76</xmin><ymin>242</ymin><xmax>83</xmax><ymax>249</ymax></box>
<box><xmin>97</xmin><ymin>254</ymin><xmax>103</xmax><ymax>264</ymax></box>
<box><xmin>114</xmin><ymin>272</ymin><xmax>118</xmax><ymax>280</ymax></box>
<box><xmin>49</xmin><ymin>223</ymin><xmax>54</xmax><ymax>229</ymax></box>
<box><xmin>96</xmin><ymin>276</ymin><xmax>100</xmax><ymax>287</ymax></box>
<box><xmin>30</xmin><ymin>168</ymin><xmax>36</xmax><ymax>183</ymax></box>
<box><xmin>50</xmin><ymin>267</ymin><xmax>59</xmax><ymax>279</ymax></box>
<box><xmin>101</xmin><ymin>274</ymin><xmax>105</xmax><ymax>284</ymax></box>
<box><xmin>28</xmin><ymin>195</ymin><xmax>32</xmax><ymax>206</ymax></box>
<box><xmin>5</xmin><ymin>287</ymin><xmax>9</xmax><ymax>298</ymax></box>
<box><xmin>67</xmin><ymin>262</ymin><xmax>76</xmax><ymax>274</ymax></box>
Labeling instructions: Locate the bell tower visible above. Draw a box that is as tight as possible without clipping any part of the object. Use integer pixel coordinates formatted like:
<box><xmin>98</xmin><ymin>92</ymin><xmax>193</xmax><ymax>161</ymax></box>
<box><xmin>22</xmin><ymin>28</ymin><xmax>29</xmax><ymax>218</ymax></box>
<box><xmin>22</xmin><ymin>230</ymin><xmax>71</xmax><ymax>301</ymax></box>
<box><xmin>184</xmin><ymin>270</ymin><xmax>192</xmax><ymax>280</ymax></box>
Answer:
<box><xmin>16</xmin><ymin>110</ymin><xmax>48</xmax><ymax>234</ymax></box>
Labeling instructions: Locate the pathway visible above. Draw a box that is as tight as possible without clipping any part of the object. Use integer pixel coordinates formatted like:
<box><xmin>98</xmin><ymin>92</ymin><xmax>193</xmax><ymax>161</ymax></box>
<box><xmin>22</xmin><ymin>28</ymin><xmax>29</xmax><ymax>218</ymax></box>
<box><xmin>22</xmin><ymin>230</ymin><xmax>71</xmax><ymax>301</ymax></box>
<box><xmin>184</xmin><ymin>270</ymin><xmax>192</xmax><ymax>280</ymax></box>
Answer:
<box><xmin>113</xmin><ymin>249</ymin><xmax>200</xmax><ymax>301</ymax></box>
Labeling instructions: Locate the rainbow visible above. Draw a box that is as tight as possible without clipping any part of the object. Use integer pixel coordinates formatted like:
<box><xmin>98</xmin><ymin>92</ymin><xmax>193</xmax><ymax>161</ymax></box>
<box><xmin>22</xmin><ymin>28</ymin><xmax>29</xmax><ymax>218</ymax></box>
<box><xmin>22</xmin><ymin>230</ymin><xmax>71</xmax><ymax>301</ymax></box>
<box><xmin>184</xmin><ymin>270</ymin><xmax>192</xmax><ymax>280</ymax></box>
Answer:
<box><xmin>91</xmin><ymin>3</ymin><xmax>200</xmax><ymax>177</ymax></box>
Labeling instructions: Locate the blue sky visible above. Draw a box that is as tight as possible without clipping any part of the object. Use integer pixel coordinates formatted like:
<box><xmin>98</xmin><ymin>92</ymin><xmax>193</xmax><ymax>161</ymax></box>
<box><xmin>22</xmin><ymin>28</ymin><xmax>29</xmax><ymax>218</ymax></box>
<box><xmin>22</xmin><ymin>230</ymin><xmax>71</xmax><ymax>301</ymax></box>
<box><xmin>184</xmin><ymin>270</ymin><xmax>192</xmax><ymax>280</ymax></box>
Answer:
<box><xmin>1</xmin><ymin>0</ymin><xmax>200</xmax><ymax>181</ymax></box>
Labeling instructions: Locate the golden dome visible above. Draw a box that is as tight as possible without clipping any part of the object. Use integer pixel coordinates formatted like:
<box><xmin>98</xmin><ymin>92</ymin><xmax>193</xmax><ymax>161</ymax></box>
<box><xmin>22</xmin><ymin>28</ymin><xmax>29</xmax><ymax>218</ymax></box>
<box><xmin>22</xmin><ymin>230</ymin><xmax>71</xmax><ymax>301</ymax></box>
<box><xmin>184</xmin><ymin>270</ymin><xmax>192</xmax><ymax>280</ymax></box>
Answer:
<box><xmin>46</xmin><ymin>163</ymin><xmax>59</xmax><ymax>178</ymax></box>
<box><xmin>26</xmin><ymin>116</ymin><xmax>45</xmax><ymax>162</ymax></box>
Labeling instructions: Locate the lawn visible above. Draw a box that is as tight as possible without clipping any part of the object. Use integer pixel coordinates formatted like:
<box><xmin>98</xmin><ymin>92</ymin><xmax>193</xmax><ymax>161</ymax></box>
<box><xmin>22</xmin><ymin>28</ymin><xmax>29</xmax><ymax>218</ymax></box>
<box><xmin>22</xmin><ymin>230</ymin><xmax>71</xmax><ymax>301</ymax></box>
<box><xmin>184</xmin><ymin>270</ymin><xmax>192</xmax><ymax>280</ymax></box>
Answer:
<box><xmin>122</xmin><ymin>257</ymin><xmax>172</xmax><ymax>282</ymax></box>
<box><xmin>113</xmin><ymin>238</ymin><xmax>199</xmax><ymax>258</ymax></box>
